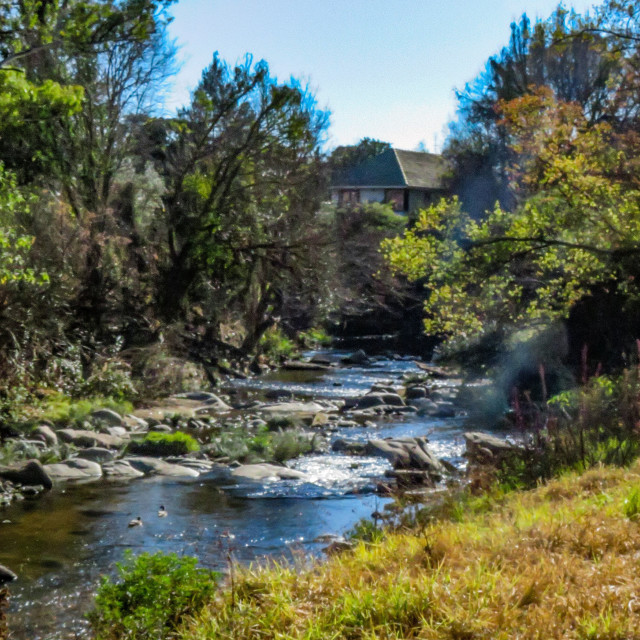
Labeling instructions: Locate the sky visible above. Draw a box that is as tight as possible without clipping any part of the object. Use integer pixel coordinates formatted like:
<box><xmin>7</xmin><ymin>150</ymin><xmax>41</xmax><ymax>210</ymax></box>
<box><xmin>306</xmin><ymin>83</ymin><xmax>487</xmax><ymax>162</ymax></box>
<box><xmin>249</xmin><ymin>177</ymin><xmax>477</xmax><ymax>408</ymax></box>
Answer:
<box><xmin>166</xmin><ymin>0</ymin><xmax>598</xmax><ymax>152</ymax></box>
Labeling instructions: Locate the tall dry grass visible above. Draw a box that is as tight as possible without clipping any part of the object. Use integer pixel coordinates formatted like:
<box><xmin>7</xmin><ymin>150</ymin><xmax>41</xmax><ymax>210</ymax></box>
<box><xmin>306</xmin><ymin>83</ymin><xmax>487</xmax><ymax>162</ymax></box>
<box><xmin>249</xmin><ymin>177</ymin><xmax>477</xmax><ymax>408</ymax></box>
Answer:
<box><xmin>177</xmin><ymin>463</ymin><xmax>640</xmax><ymax>639</ymax></box>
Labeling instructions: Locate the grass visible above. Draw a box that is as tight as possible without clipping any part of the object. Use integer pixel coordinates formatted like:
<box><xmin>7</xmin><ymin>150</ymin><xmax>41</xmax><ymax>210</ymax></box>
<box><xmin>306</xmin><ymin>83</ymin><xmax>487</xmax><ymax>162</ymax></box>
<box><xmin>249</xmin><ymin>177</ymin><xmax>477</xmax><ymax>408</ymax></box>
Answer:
<box><xmin>23</xmin><ymin>394</ymin><xmax>133</xmax><ymax>427</ymax></box>
<box><xmin>166</xmin><ymin>462</ymin><xmax>640</xmax><ymax>640</ymax></box>
<box><xmin>127</xmin><ymin>431</ymin><xmax>200</xmax><ymax>457</ymax></box>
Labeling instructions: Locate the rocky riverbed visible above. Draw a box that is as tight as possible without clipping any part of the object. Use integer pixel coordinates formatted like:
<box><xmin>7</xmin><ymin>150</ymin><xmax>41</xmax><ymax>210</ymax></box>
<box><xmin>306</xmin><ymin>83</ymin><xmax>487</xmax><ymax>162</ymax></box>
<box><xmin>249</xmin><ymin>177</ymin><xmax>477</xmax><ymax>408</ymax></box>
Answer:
<box><xmin>0</xmin><ymin>350</ymin><xmax>514</xmax><ymax>638</ymax></box>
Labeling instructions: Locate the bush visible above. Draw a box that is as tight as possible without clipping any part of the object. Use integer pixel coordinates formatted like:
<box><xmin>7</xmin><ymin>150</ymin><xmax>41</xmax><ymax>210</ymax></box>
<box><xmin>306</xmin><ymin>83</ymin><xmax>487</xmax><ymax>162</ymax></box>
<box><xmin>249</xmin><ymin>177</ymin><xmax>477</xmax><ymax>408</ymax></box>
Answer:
<box><xmin>128</xmin><ymin>432</ymin><xmax>200</xmax><ymax>457</ymax></box>
<box><xmin>89</xmin><ymin>551</ymin><xmax>219</xmax><ymax>640</ymax></box>
<box><xmin>258</xmin><ymin>326</ymin><xmax>296</xmax><ymax>360</ymax></box>
<box><xmin>496</xmin><ymin>361</ymin><xmax>640</xmax><ymax>488</ymax></box>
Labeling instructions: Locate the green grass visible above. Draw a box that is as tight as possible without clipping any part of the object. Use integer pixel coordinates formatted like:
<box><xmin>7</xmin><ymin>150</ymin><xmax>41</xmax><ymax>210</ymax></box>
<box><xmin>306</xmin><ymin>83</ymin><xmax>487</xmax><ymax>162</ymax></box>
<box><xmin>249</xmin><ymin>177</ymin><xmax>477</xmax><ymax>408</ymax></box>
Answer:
<box><xmin>127</xmin><ymin>432</ymin><xmax>200</xmax><ymax>457</ymax></box>
<box><xmin>32</xmin><ymin>394</ymin><xmax>133</xmax><ymax>427</ymax></box>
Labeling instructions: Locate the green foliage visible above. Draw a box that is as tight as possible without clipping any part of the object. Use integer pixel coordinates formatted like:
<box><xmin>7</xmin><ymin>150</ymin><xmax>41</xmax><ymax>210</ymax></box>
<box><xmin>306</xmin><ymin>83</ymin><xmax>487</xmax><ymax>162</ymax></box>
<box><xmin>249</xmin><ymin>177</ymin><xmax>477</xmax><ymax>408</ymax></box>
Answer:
<box><xmin>623</xmin><ymin>487</ymin><xmax>640</xmax><ymax>520</ymax></box>
<box><xmin>89</xmin><ymin>551</ymin><xmax>219</xmax><ymax>640</ymax></box>
<box><xmin>258</xmin><ymin>326</ymin><xmax>296</xmax><ymax>360</ymax></box>
<box><xmin>348</xmin><ymin>517</ymin><xmax>385</xmax><ymax>544</ymax></box>
<box><xmin>495</xmin><ymin>365</ymin><xmax>640</xmax><ymax>489</ymax></box>
<box><xmin>35</xmin><ymin>395</ymin><xmax>132</xmax><ymax>427</ymax></box>
<box><xmin>298</xmin><ymin>327</ymin><xmax>332</xmax><ymax>348</ymax></box>
<box><xmin>128</xmin><ymin>432</ymin><xmax>200</xmax><ymax>457</ymax></box>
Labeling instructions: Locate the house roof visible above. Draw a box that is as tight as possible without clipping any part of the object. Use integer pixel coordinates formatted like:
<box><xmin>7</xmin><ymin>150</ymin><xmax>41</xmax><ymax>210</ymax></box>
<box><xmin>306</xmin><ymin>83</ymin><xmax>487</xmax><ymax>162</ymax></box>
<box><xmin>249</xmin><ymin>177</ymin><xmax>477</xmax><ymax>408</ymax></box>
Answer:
<box><xmin>332</xmin><ymin>148</ymin><xmax>447</xmax><ymax>190</ymax></box>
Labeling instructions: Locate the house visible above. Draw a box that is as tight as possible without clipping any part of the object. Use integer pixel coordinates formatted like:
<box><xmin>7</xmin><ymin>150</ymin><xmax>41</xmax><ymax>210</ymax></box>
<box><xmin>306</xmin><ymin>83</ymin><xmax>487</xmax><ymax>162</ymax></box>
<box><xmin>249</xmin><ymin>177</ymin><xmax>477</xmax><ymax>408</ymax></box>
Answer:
<box><xmin>330</xmin><ymin>148</ymin><xmax>448</xmax><ymax>214</ymax></box>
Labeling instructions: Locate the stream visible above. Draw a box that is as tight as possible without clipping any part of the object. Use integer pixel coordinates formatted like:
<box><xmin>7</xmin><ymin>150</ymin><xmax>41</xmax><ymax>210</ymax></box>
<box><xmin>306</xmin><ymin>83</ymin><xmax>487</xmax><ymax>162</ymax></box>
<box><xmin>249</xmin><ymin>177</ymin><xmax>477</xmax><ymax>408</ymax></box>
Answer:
<box><xmin>0</xmin><ymin>351</ymin><xmax>469</xmax><ymax>639</ymax></box>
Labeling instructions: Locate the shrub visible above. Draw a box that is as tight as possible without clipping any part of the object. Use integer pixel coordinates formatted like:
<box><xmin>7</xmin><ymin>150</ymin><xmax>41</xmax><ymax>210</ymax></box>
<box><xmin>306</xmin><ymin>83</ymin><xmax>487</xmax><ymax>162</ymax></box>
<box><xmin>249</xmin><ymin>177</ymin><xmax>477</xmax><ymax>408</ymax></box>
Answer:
<box><xmin>624</xmin><ymin>487</ymin><xmax>640</xmax><ymax>520</ymax></box>
<box><xmin>298</xmin><ymin>327</ymin><xmax>332</xmax><ymax>348</ymax></box>
<box><xmin>128</xmin><ymin>432</ymin><xmax>200</xmax><ymax>457</ymax></box>
<box><xmin>258</xmin><ymin>326</ymin><xmax>296</xmax><ymax>360</ymax></box>
<box><xmin>89</xmin><ymin>551</ymin><xmax>219</xmax><ymax>640</ymax></box>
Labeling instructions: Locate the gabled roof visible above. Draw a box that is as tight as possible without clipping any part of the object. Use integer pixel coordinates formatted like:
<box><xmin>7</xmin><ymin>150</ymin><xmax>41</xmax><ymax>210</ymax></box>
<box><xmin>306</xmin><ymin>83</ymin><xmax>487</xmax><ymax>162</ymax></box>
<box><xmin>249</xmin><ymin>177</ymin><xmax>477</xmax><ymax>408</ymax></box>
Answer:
<box><xmin>332</xmin><ymin>148</ymin><xmax>447</xmax><ymax>190</ymax></box>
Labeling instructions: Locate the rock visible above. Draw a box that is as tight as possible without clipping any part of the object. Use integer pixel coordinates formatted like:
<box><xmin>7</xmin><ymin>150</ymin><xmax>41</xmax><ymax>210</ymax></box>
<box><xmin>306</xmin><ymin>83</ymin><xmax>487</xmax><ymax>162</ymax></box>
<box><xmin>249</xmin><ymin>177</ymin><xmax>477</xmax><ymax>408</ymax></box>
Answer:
<box><xmin>311</xmin><ymin>412</ymin><xmax>329</xmax><ymax>427</ymax></box>
<box><xmin>354</xmin><ymin>393</ymin><xmax>405</xmax><ymax>410</ymax></box>
<box><xmin>164</xmin><ymin>457</ymin><xmax>216</xmax><ymax>473</ymax></box>
<box><xmin>44</xmin><ymin>458</ymin><xmax>103</xmax><ymax>481</ymax></box>
<box><xmin>432</xmin><ymin>401</ymin><xmax>456</xmax><ymax>418</ymax></box>
<box><xmin>367</xmin><ymin>437</ymin><xmax>446</xmax><ymax>477</ymax></box>
<box><xmin>409</xmin><ymin>398</ymin><xmax>440</xmax><ymax>416</ymax></box>
<box><xmin>405</xmin><ymin>386</ymin><xmax>428</xmax><ymax>400</ymax></box>
<box><xmin>463</xmin><ymin>432</ymin><xmax>520</xmax><ymax>464</ymax></box>
<box><xmin>0</xmin><ymin>564</ymin><xmax>17</xmax><ymax>584</ymax></box>
<box><xmin>177</xmin><ymin>391</ymin><xmax>220</xmax><ymax>402</ymax></box>
<box><xmin>258</xmin><ymin>401</ymin><xmax>338</xmax><ymax>416</ymax></box>
<box><xmin>310</xmin><ymin>354</ymin><xmax>333</xmax><ymax>365</ymax></box>
<box><xmin>149</xmin><ymin>424</ymin><xmax>173</xmax><ymax>433</ymax></box>
<box><xmin>384</xmin><ymin>469</ymin><xmax>436</xmax><ymax>488</ymax></box>
<box><xmin>282</xmin><ymin>360</ymin><xmax>330</xmax><ymax>371</ymax></box>
<box><xmin>193</xmin><ymin>395</ymin><xmax>232</xmax><ymax>413</ymax></box>
<box><xmin>264</xmin><ymin>389</ymin><xmax>294</xmax><ymax>401</ymax></box>
<box><xmin>90</xmin><ymin>408</ymin><xmax>123</xmax><ymax>426</ymax></box>
<box><xmin>102</xmin><ymin>460</ymin><xmax>145</xmax><ymax>479</ymax></box>
<box><xmin>231</xmin><ymin>463</ymin><xmax>307</xmax><ymax>481</ymax></box>
<box><xmin>57</xmin><ymin>429</ymin><xmax>126</xmax><ymax>450</ymax></box>
<box><xmin>370</xmin><ymin>384</ymin><xmax>397</xmax><ymax>394</ymax></box>
<box><xmin>76</xmin><ymin>447</ymin><xmax>116</xmax><ymax>463</ymax></box>
<box><xmin>332</xmin><ymin>438</ymin><xmax>367</xmax><ymax>455</ymax></box>
<box><xmin>413</xmin><ymin>362</ymin><xmax>454</xmax><ymax>378</ymax></box>
<box><xmin>124</xmin><ymin>456</ymin><xmax>200</xmax><ymax>477</ymax></box>
<box><xmin>0</xmin><ymin>460</ymin><xmax>53</xmax><ymax>490</ymax></box>
<box><xmin>123</xmin><ymin>414</ymin><xmax>149</xmax><ymax>432</ymax></box>
<box><xmin>323</xmin><ymin>540</ymin><xmax>355</xmax><ymax>555</ymax></box>
<box><xmin>340</xmin><ymin>350</ymin><xmax>370</xmax><ymax>366</ymax></box>
<box><xmin>33</xmin><ymin>425</ymin><xmax>58</xmax><ymax>446</ymax></box>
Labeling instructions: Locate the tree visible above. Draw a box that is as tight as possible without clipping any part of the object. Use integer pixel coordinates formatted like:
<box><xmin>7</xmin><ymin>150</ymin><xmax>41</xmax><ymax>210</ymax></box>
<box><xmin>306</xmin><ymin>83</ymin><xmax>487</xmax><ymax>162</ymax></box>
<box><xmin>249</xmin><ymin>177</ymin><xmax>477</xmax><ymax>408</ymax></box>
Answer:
<box><xmin>154</xmin><ymin>54</ymin><xmax>329</xmax><ymax>350</ymax></box>
<box><xmin>383</xmin><ymin>88</ymin><xmax>640</xmax><ymax>358</ymax></box>
<box><xmin>445</xmin><ymin>9</ymin><xmax>616</xmax><ymax>217</ymax></box>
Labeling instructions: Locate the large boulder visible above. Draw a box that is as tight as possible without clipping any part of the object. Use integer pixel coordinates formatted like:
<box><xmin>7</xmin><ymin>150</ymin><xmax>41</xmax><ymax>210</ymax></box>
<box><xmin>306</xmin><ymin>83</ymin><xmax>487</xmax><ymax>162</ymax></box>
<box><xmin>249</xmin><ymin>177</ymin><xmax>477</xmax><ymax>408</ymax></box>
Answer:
<box><xmin>44</xmin><ymin>458</ymin><xmax>103</xmax><ymax>481</ymax></box>
<box><xmin>57</xmin><ymin>429</ymin><xmax>126</xmax><ymax>450</ymax></box>
<box><xmin>367</xmin><ymin>437</ymin><xmax>446</xmax><ymax>477</ymax></box>
<box><xmin>231</xmin><ymin>463</ymin><xmax>307</xmax><ymax>482</ymax></box>
<box><xmin>102</xmin><ymin>460</ymin><xmax>145</xmax><ymax>479</ymax></box>
<box><xmin>0</xmin><ymin>460</ymin><xmax>52</xmax><ymax>490</ymax></box>
<box><xmin>33</xmin><ymin>425</ymin><xmax>58</xmax><ymax>447</ymax></box>
<box><xmin>124</xmin><ymin>456</ymin><xmax>200</xmax><ymax>477</ymax></box>
<box><xmin>90</xmin><ymin>408</ymin><xmax>124</xmax><ymax>426</ymax></box>
<box><xmin>463</xmin><ymin>432</ymin><xmax>520</xmax><ymax>464</ymax></box>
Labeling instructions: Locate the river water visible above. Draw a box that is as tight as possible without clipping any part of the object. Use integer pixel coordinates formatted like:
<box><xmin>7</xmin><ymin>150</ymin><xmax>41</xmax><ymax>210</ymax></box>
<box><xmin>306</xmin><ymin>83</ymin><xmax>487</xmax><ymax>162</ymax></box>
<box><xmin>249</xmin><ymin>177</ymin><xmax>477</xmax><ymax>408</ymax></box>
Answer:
<box><xmin>0</xmin><ymin>352</ymin><xmax>469</xmax><ymax>639</ymax></box>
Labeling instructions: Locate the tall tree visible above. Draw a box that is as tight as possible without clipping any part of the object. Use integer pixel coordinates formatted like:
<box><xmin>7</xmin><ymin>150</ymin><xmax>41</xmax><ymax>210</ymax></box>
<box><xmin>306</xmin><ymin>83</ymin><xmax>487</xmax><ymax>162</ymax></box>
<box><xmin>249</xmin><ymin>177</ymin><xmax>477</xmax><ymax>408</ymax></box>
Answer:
<box><xmin>154</xmin><ymin>54</ymin><xmax>329</xmax><ymax>350</ymax></box>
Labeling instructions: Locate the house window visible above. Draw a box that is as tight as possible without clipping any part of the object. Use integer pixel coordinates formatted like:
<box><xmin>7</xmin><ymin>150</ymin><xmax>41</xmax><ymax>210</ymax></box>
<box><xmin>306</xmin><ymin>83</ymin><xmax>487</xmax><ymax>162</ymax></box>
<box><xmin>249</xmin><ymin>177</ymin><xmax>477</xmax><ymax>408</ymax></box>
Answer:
<box><xmin>385</xmin><ymin>189</ymin><xmax>405</xmax><ymax>211</ymax></box>
<box><xmin>339</xmin><ymin>189</ymin><xmax>360</xmax><ymax>206</ymax></box>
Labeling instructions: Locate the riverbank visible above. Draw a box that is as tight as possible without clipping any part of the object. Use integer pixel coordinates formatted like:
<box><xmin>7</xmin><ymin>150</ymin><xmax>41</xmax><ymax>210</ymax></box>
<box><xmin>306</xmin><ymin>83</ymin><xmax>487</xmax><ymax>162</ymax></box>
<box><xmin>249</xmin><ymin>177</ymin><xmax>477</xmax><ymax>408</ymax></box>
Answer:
<box><xmin>152</xmin><ymin>462</ymin><xmax>640</xmax><ymax>639</ymax></box>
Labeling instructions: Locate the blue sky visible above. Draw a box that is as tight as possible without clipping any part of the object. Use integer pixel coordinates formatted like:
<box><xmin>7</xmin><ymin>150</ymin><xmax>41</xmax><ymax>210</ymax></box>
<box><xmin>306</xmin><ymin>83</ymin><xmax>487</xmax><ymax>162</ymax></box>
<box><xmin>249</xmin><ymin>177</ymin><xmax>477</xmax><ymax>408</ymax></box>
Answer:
<box><xmin>167</xmin><ymin>1</ymin><xmax>597</xmax><ymax>152</ymax></box>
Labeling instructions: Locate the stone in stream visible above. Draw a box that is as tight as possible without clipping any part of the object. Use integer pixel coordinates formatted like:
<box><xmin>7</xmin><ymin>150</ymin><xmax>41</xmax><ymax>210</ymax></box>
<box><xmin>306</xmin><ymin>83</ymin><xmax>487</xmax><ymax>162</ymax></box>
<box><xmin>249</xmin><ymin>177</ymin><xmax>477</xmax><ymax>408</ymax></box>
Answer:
<box><xmin>331</xmin><ymin>438</ymin><xmax>367</xmax><ymax>456</ymax></box>
<box><xmin>44</xmin><ymin>459</ymin><xmax>103</xmax><ymax>481</ymax></box>
<box><xmin>33</xmin><ymin>425</ymin><xmax>58</xmax><ymax>446</ymax></box>
<box><xmin>75</xmin><ymin>447</ymin><xmax>116</xmax><ymax>463</ymax></box>
<box><xmin>231</xmin><ymin>463</ymin><xmax>307</xmax><ymax>482</ymax></box>
<box><xmin>354</xmin><ymin>393</ymin><xmax>405</xmax><ymax>410</ymax></box>
<box><xmin>366</xmin><ymin>437</ymin><xmax>446</xmax><ymax>478</ymax></box>
<box><xmin>405</xmin><ymin>385</ymin><xmax>428</xmax><ymax>400</ymax></box>
<box><xmin>148</xmin><ymin>424</ymin><xmax>173</xmax><ymax>433</ymax></box>
<box><xmin>0</xmin><ymin>460</ymin><xmax>53</xmax><ymax>490</ymax></box>
<box><xmin>90</xmin><ymin>408</ymin><xmax>124</xmax><ymax>426</ymax></box>
<box><xmin>463</xmin><ymin>432</ymin><xmax>520</xmax><ymax>464</ymax></box>
<box><xmin>282</xmin><ymin>360</ymin><xmax>330</xmax><ymax>371</ymax></box>
<box><xmin>124</xmin><ymin>456</ymin><xmax>200</xmax><ymax>477</ymax></box>
<box><xmin>57</xmin><ymin>428</ymin><xmax>127</xmax><ymax>450</ymax></box>
<box><xmin>102</xmin><ymin>460</ymin><xmax>145</xmax><ymax>480</ymax></box>
<box><xmin>258</xmin><ymin>401</ymin><xmax>339</xmax><ymax>416</ymax></box>
<box><xmin>340</xmin><ymin>349</ymin><xmax>370</xmax><ymax>366</ymax></box>
<box><xmin>0</xmin><ymin>564</ymin><xmax>17</xmax><ymax>585</ymax></box>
